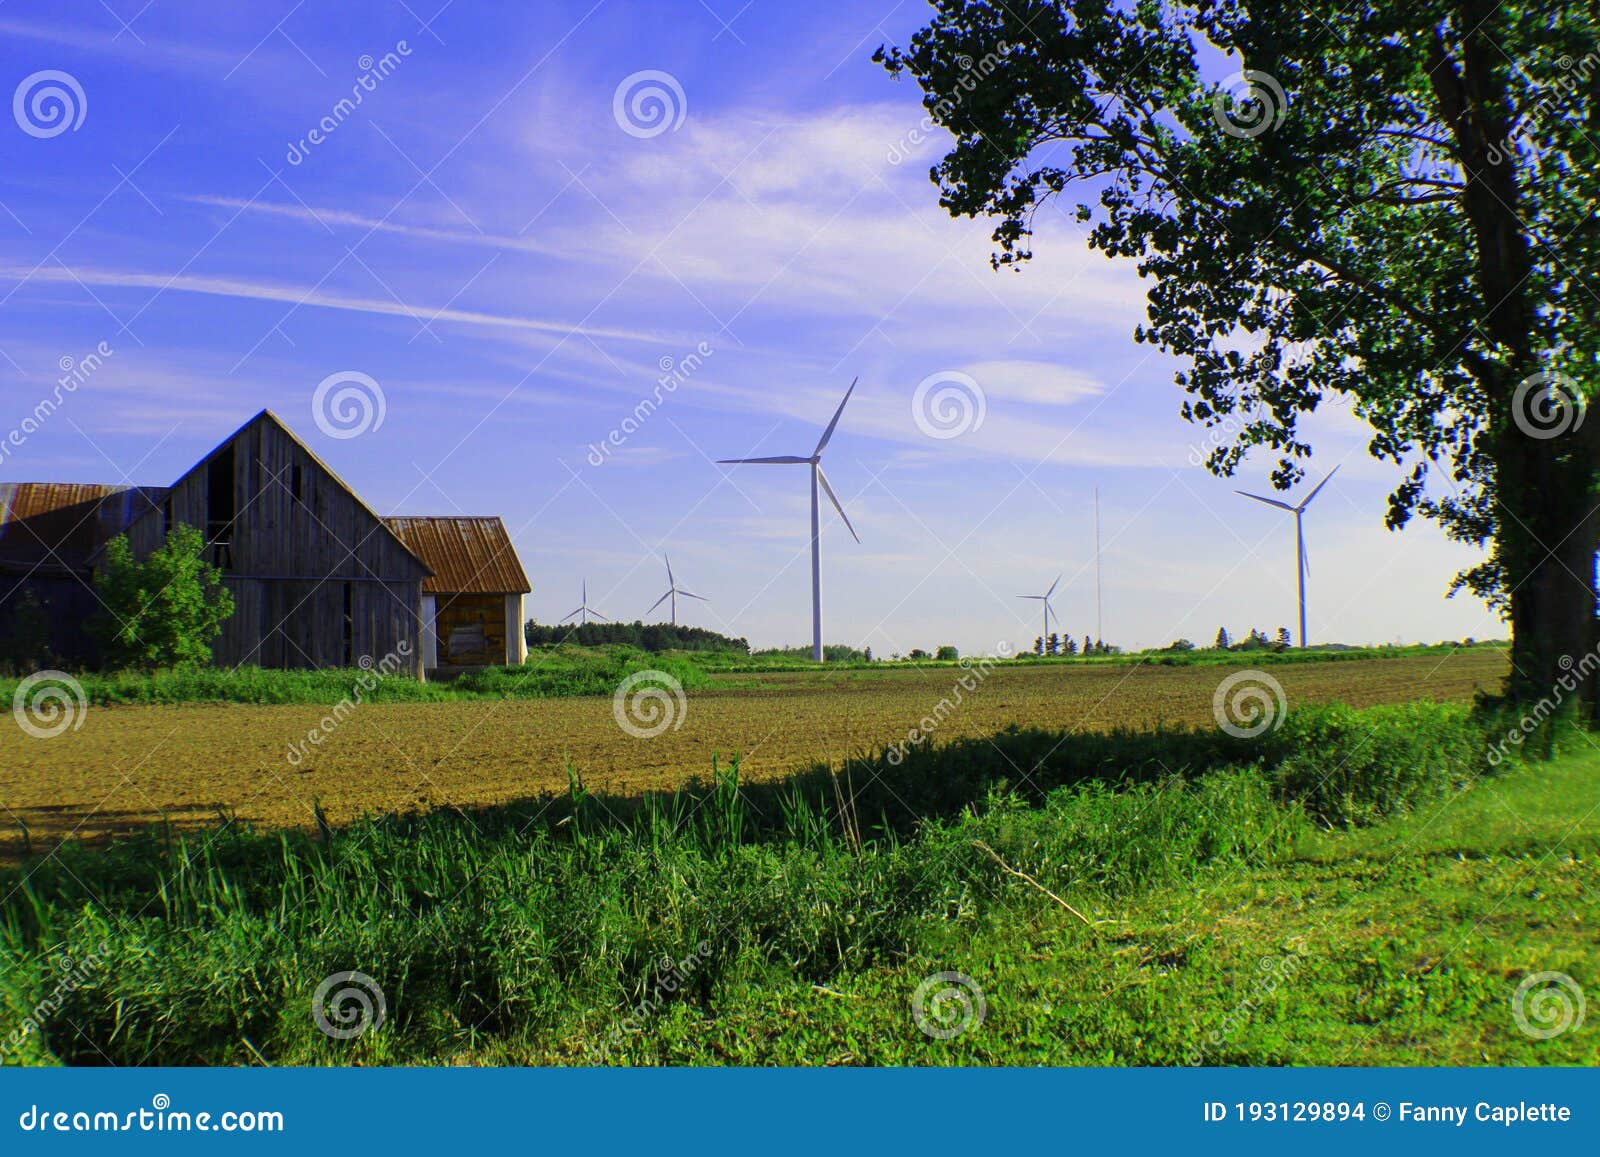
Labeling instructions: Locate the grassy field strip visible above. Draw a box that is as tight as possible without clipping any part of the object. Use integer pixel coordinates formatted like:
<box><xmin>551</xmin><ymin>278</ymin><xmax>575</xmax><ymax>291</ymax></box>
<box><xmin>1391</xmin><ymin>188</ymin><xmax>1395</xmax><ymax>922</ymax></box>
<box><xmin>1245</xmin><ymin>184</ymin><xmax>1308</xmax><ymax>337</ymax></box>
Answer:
<box><xmin>0</xmin><ymin>652</ymin><xmax>1507</xmax><ymax>854</ymax></box>
<box><xmin>602</xmin><ymin>751</ymin><xmax>1600</xmax><ymax>1066</ymax></box>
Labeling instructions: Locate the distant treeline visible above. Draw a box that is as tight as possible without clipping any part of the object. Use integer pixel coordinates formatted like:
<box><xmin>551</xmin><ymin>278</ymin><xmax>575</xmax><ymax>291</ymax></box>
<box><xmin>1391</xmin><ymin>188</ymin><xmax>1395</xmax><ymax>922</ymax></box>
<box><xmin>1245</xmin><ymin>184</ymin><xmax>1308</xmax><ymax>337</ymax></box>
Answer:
<box><xmin>524</xmin><ymin>620</ymin><xmax>750</xmax><ymax>654</ymax></box>
<box><xmin>752</xmin><ymin>644</ymin><xmax>875</xmax><ymax>662</ymax></box>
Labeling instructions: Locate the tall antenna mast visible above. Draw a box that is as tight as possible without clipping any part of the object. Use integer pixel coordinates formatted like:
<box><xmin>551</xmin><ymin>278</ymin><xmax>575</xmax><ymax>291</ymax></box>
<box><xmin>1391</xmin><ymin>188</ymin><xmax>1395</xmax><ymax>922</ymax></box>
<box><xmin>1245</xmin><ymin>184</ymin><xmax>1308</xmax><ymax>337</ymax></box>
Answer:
<box><xmin>1094</xmin><ymin>486</ymin><xmax>1103</xmax><ymax>643</ymax></box>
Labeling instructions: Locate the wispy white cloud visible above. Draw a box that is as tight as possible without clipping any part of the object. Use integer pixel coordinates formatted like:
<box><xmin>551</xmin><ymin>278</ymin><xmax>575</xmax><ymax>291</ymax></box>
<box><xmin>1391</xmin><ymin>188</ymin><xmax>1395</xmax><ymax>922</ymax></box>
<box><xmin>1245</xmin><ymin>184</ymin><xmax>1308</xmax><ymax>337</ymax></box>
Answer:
<box><xmin>1</xmin><ymin>266</ymin><xmax>674</xmax><ymax>345</ymax></box>
<box><xmin>184</xmin><ymin>196</ymin><xmax>570</xmax><ymax>259</ymax></box>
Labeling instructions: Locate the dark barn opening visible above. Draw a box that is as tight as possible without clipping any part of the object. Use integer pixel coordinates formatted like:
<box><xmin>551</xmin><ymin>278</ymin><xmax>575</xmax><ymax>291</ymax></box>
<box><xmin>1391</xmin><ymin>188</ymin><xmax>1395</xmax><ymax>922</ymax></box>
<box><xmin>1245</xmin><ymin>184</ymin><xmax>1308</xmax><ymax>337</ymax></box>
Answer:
<box><xmin>206</xmin><ymin>445</ymin><xmax>236</xmax><ymax>569</ymax></box>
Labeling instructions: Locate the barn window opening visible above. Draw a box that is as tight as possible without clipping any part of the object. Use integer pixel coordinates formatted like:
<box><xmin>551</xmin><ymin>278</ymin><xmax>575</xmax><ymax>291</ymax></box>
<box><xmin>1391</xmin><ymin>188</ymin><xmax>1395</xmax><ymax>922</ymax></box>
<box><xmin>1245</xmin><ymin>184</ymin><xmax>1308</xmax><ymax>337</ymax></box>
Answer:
<box><xmin>290</xmin><ymin>463</ymin><xmax>304</xmax><ymax>504</ymax></box>
<box><xmin>342</xmin><ymin>582</ymin><xmax>354</xmax><ymax>667</ymax></box>
<box><xmin>160</xmin><ymin>496</ymin><xmax>172</xmax><ymax>539</ymax></box>
<box><xmin>206</xmin><ymin>446</ymin><xmax>236</xmax><ymax>569</ymax></box>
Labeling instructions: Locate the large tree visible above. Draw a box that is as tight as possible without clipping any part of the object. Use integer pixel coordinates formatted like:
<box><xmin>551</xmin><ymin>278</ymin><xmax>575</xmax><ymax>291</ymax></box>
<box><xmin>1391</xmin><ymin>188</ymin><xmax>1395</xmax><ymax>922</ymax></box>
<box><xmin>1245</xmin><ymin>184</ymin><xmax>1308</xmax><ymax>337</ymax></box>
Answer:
<box><xmin>879</xmin><ymin>1</ymin><xmax>1599</xmax><ymax>709</ymax></box>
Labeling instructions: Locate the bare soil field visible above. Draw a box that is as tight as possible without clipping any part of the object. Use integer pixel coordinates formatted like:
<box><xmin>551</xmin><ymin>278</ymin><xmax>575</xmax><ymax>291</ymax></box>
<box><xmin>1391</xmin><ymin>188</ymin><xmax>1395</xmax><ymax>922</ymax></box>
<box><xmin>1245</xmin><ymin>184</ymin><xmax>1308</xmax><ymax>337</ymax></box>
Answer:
<box><xmin>0</xmin><ymin>651</ymin><xmax>1507</xmax><ymax>855</ymax></box>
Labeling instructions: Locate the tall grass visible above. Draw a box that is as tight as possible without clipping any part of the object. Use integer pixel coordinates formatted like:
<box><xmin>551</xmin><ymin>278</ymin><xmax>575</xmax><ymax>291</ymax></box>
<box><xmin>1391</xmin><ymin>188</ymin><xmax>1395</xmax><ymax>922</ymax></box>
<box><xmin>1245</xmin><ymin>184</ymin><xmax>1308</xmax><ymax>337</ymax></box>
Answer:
<box><xmin>0</xmin><ymin>700</ymin><xmax>1490</xmax><ymax>1065</ymax></box>
<box><xmin>0</xmin><ymin>645</ymin><xmax>708</xmax><ymax>707</ymax></box>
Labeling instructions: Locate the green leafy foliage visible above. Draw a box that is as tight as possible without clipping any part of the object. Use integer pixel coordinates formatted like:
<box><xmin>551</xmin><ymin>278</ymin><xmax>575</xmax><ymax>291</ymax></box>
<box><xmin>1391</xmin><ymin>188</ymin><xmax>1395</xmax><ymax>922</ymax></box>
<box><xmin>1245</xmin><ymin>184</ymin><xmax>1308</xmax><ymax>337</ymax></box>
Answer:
<box><xmin>524</xmin><ymin>619</ymin><xmax>748</xmax><ymax>653</ymax></box>
<box><xmin>877</xmin><ymin>3</ymin><xmax>1600</xmax><ymax>705</ymax></box>
<box><xmin>91</xmin><ymin>525</ymin><xmax>234</xmax><ymax>669</ymax></box>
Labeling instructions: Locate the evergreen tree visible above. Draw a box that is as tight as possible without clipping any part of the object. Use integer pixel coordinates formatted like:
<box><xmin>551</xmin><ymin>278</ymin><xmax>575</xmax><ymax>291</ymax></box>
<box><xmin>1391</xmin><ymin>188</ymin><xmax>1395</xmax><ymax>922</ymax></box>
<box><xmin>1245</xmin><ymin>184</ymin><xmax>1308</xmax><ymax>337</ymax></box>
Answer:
<box><xmin>1215</xmin><ymin>627</ymin><xmax>1232</xmax><ymax>650</ymax></box>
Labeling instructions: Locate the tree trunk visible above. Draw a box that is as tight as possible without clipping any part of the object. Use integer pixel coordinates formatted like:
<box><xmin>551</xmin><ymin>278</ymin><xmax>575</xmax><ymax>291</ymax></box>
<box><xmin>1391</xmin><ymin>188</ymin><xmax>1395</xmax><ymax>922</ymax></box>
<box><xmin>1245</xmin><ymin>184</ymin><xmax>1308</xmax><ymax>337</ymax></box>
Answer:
<box><xmin>1430</xmin><ymin>4</ymin><xmax>1599</xmax><ymax>715</ymax></box>
<box><xmin>1497</xmin><ymin>430</ymin><xmax>1598</xmax><ymax>719</ymax></box>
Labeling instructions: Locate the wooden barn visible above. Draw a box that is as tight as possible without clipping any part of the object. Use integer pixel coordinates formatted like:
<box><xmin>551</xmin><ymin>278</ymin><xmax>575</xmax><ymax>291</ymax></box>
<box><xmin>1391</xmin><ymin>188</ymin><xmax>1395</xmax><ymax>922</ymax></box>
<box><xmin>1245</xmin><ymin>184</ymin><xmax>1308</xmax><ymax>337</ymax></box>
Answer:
<box><xmin>0</xmin><ymin>483</ymin><xmax>166</xmax><ymax>668</ymax></box>
<box><xmin>383</xmin><ymin>517</ymin><xmax>531</xmax><ymax>670</ymax></box>
<box><xmin>0</xmin><ymin>410</ymin><xmax>532</xmax><ymax>677</ymax></box>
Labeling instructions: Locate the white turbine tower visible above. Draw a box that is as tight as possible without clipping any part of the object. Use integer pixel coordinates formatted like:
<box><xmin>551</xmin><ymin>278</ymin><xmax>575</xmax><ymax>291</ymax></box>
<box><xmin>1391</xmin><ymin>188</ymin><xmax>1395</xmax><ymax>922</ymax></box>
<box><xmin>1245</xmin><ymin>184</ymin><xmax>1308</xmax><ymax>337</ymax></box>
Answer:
<box><xmin>646</xmin><ymin>555</ymin><xmax>707</xmax><ymax>626</ymax></box>
<box><xmin>1236</xmin><ymin>465</ymin><xmax>1340</xmax><ymax>648</ymax></box>
<box><xmin>718</xmin><ymin>378</ymin><xmax>860</xmax><ymax>662</ymax></box>
<box><xmin>560</xmin><ymin>579</ymin><xmax>608</xmax><ymax>627</ymax></box>
<box><xmin>1018</xmin><ymin>574</ymin><xmax>1061</xmax><ymax>652</ymax></box>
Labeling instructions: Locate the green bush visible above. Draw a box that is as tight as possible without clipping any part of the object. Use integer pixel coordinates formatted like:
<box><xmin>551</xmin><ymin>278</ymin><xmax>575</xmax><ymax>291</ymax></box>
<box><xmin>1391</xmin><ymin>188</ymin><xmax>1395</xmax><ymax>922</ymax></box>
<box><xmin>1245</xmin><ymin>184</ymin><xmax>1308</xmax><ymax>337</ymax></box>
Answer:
<box><xmin>92</xmin><ymin>525</ymin><xmax>234</xmax><ymax>669</ymax></box>
<box><xmin>1269</xmin><ymin>702</ymin><xmax>1486</xmax><ymax>826</ymax></box>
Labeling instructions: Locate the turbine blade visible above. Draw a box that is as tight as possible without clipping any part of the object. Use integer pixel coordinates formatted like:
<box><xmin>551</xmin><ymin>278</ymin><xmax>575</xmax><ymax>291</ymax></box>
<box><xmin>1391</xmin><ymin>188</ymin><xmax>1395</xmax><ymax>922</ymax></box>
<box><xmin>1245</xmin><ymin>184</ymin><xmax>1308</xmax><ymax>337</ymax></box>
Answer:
<box><xmin>816</xmin><ymin>467</ymin><xmax>860</xmax><ymax>543</ymax></box>
<box><xmin>1018</xmin><ymin>595</ymin><xmax>1045</xmax><ymax>601</ymax></box>
<box><xmin>560</xmin><ymin>608</ymin><xmax>582</xmax><ymax>623</ymax></box>
<box><xmin>665</xmin><ymin>555</ymin><xmax>674</xmax><ymax>585</ymax></box>
<box><xmin>1236</xmin><ymin>489</ymin><xmax>1296</xmax><ymax>512</ymax></box>
<box><xmin>813</xmin><ymin>377</ymin><xmax>858</xmax><ymax>457</ymax></box>
<box><xmin>717</xmin><ymin>455</ymin><xmax>810</xmax><ymax>464</ymax></box>
<box><xmin>589</xmin><ymin>610</ymin><xmax>611</xmax><ymax>622</ymax></box>
<box><xmin>678</xmin><ymin>590</ymin><xmax>709</xmax><ymax>601</ymax></box>
<box><xmin>646</xmin><ymin>590</ymin><xmax>672</xmax><ymax>615</ymax></box>
<box><xmin>1046</xmin><ymin>573</ymin><xmax>1061</xmax><ymax>598</ymax></box>
<box><xmin>1297</xmin><ymin>464</ymin><xmax>1341</xmax><ymax>511</ymax></box>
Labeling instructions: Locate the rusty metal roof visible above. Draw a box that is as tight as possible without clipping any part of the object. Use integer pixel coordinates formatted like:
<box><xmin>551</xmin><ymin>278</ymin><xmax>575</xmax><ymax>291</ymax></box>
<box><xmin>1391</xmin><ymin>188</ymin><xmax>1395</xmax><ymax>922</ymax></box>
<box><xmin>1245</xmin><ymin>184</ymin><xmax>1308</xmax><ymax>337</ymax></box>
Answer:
<box><xmin>0</xmin><ymin>483</ymin><xmax>167</xmax><ymax>574</ymax></box>
<box><xmin>381</xmin><ymin>516</ymin><xmax>531</xmax><ymax>595</ymax></box>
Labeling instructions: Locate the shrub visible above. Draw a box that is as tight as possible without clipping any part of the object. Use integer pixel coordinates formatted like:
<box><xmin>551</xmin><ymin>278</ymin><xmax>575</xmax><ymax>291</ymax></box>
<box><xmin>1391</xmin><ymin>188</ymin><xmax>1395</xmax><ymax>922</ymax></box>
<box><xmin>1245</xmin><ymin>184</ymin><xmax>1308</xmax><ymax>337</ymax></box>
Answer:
<box><xmin>1269</xmin><ymin>702</ymin><xmax>1486</xmax><ymax>827</ymax></box>
<box><xmin>92</xmin><ymin>525</ymin><xmax>234</xmax><ymax>669</ymax></box>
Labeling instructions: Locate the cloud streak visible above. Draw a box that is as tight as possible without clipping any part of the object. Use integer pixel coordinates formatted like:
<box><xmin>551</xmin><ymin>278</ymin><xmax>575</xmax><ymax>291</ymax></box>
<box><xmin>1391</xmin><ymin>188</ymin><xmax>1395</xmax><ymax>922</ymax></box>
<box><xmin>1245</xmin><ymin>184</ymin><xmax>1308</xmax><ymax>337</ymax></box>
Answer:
<box><xmin>1</xmin><ymin>266</ymin><xmax>674</xmax><ymax>345</ymax></box>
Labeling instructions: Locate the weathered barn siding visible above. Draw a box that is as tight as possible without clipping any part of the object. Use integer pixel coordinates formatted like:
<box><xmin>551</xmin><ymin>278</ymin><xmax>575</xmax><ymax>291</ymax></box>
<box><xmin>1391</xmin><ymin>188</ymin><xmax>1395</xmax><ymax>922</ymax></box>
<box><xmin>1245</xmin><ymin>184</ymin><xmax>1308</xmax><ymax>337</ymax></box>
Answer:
<box><xmin>382</xmin><ymin>516</ymin><xmax>532</xmax><ymax>669</ymax></box>
<box><xmin>0</xmin><ymin>484</ymin><xmax>165</xmax><ymax>668</ymax></box>
<box><xmin>434</xmin><ymin>593</ymin><xmax>505</xmax><ymax>666</ymax></box>
<box><xmin>122</xmin><ymin>412</ymin><xmax>431</xmax><ymax>674</ymax></box>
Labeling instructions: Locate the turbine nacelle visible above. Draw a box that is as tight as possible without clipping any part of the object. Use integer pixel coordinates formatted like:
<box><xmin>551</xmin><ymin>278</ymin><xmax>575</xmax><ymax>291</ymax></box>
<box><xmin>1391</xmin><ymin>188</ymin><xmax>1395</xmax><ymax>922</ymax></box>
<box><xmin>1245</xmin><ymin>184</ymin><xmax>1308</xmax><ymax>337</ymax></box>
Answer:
<box><xmin>717</xmin><ymin>377</ymin><xmax>862</xmax><ymax>661</ymax></box>
<box><xmin>647</xmin><ymin>554</ymin><xmax>708</xmax><ymax>626</ymax></box>
<box><xmin>1235</xmin><ymin>465</ymin><xmax>1340</xmax><ymax>647</ymax></box>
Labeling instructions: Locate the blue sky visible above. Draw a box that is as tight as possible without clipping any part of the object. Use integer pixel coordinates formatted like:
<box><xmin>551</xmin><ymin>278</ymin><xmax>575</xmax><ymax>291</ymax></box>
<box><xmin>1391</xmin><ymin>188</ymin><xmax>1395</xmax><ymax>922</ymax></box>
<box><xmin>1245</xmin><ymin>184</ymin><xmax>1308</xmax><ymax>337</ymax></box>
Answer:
<box><xmin>0</xmin><ymin>1</ymin><xmax>1503</xmax><ymax>654</ymax></box>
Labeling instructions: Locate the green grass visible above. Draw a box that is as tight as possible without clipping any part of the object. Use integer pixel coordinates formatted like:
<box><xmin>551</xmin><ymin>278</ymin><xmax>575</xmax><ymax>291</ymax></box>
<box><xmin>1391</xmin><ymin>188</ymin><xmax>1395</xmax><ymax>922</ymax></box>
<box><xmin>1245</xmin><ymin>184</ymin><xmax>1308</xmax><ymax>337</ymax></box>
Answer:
<box><xmin>0</xmin><ymin>639</ymin><xmax>1508</xmax><ymax>706</ymax></box>
<box><xmin>5</xmin><ymin>700</ymin><xmax>1581</xmax><ymax>1067</ymax></box>
<box><xmin>0</xmin><ymin>645</ymin><xmax>710</xmax><ymax>707</ymax></box>
<box><xmin>698</xmin><ymin>639</ymin><xmax>1507</xmax><ymax>674</ymax></box>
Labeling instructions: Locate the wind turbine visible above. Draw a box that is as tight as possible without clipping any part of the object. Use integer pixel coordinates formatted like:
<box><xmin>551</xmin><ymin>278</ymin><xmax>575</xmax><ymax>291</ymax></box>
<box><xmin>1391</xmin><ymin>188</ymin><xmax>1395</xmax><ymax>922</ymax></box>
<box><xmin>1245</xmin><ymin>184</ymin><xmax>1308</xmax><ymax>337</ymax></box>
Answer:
<box><xmin>560</xmin><ymin>579</ymin><xmax>608</xmax><ymax>627</ymax></box>
<box><xmin>1235</xmin><ymin>465</ymin><xmax>1340</xmax><ymax>648</ymax></box>
<box><xmin>718</xmin><ymin>378</ymin><xmax>860</xmax><ymax>663</ymax></box>
<box><xmin>646</xmin><ymin>555</ymin><xmax>707</xmax><ymax>626</ymax></box>
<box><xmin>1018</xmin><ymin>575</ymin><xmax>1061</xmax><ymax>651</ymax></box>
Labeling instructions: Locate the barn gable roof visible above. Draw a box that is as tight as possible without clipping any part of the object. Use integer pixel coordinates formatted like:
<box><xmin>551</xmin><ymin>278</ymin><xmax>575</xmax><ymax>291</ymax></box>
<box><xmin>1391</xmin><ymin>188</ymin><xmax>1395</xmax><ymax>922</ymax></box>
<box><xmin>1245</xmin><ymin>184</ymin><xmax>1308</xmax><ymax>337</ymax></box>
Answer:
<box><xmin>0</xmin><ymin>483</ymin><xmax>167</xmax><ymax>575</ymax></box>
<box><xmin>381</xmin><ymin>517</ymin><xmax>531</xmax><ymax>595</ymax></box>
<box><xmin>107</xmin><ymin>409</ymin><xmax>432</xmax><ymax>576</ymax></box>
